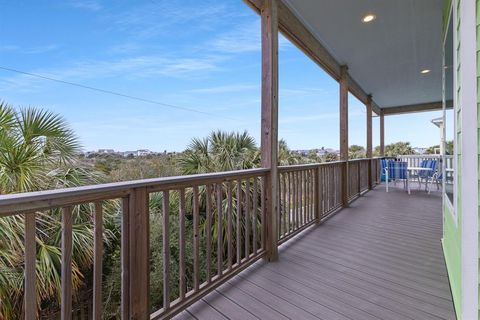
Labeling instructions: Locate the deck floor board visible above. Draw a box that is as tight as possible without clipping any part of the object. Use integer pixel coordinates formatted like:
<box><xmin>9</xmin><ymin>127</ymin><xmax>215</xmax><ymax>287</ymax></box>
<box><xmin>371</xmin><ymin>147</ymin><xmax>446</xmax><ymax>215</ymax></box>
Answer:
<box><xmin>175</xmin><ymin>186</ymin><xmax>456</xmax><ymax>320</ymax></box>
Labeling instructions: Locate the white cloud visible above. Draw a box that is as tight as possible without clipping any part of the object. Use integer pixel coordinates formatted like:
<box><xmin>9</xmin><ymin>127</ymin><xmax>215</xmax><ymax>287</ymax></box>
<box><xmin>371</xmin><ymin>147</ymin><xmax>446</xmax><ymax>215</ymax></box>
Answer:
<box><xmin>280</xmin><ymin>87</ymin><xmax>329</xmax><ymax>98</ymax></box>
<box><xmin>188</xmin><ymin>84</ymin><xmax>257</xmax><ymax>94</ymax></box>
<box><xmin>0</xmin><ymin>45</ymin><xmax>19</xmax><ymax>52</ymax></box>
<box><xmin>24</xmin><ymin>45</ymin><xmax>59</xmax><ymax>54</ymax></box>
<box><xmin>280</xmin><ymin>109</ymin><xmax>364</xmax><ymax>125</ymax></box>
<box><xmin>108</xmin><ymin>1</ymin><xmax>230</xmax><ymax>39</ymax></box>
<box><xmin>68</xmin><ymin>0</ymin><xmax>102</xmax><ymax>11</ymax></box>
<box><xmin>0</xmin><ymin>54</ymin><xmax>225</xmax><ymax>92</ymax></box>
<box><xmin>108</xmin><ymin>43</ymin><xmax>141</xmax><ymax>55</ymax></box>
<box><xmin>0</xmin><ymin>44</ymin><xmax>58</xmax><ymax>54</ymax></box>
<box><xmin>209</xmin><ymin>20</ymin><xmax>291</xmax><ymax>54</ymax></box>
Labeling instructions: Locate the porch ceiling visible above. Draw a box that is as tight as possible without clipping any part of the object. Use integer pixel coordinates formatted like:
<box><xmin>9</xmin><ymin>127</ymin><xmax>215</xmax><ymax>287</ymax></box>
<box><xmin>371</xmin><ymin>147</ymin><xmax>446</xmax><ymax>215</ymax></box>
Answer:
<box><xmin>281</xmin><ymin>0</ymin><xmax>444</xmax><ymax>111</ymax></box>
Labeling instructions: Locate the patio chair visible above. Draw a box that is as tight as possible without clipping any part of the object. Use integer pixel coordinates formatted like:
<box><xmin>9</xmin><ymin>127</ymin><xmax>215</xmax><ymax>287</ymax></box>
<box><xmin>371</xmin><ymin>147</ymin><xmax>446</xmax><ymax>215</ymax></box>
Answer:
<box><xmin>433</xmin><ymin>171</ymin><xmax>443</xmax><ymax>190</ymax></box>
<box><xmin>380</xmin><ymin>159</ymin><xmax>389</xmax><ymax>182</ymax></box>
<box><xmin>418</xmin><ymin>160</ymin><xmax>437</xmax><ymax>191</ymax></box>
<box><xmin>384</xmin><ymin>160</ymin><xmax>408</xmax><ymax>192</ymax></box>
<box><xmin>408</xmin><ymin>160</ymin><xmax>428</xmax><ymax>187</ymax></box>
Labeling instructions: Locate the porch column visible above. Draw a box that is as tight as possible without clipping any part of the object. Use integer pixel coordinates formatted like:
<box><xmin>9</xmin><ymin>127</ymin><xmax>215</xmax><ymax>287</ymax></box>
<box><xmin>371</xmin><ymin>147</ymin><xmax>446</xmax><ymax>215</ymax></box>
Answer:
<box><xmin>261</xmin><ymin>0</ymin><xmax>279</xmax><ymax>261</ymax></box>
<box><xmin>339</xmin><ymin>66</ymin><xmax>349</xmax><ymax>207</ymax></box>
<box><xmin>366</xmin><ymin>95</ymin><xmax>373</xmax><ymax>189</ymax></box>
<box><xmin>380</xmin><ymin>110</ymin><xmax>385</xmax><ymax>156</ymax></box>
<box><xmin>128</xmin><ymin>187</ymin><xmax>149</xmax><ymax>319</ymax></box>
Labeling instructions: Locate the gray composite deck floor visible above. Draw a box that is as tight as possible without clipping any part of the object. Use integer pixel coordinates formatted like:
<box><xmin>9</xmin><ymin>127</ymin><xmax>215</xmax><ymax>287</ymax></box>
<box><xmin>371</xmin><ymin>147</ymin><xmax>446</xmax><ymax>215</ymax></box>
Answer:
<box><xmin>174</xmin><ymin>184</ymin><xmax>456</xmax><ymax>320</ymax></box>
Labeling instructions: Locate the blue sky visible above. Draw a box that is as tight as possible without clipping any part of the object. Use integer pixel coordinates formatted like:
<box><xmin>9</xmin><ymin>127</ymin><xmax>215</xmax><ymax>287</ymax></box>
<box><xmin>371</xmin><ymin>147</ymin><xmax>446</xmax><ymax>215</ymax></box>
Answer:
<box><xmin>0</xmin><ymin>0</ymin><xmax>445</xmax><ymax>152</ymax></box>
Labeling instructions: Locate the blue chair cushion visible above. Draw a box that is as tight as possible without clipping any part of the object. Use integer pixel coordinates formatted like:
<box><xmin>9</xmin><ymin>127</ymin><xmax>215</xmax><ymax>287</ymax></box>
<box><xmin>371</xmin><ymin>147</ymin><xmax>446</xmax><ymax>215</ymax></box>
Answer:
<box><xmin>387</xmin><ymin>161</ymin><xmax>407</xmax><ymax>180</ymax></box>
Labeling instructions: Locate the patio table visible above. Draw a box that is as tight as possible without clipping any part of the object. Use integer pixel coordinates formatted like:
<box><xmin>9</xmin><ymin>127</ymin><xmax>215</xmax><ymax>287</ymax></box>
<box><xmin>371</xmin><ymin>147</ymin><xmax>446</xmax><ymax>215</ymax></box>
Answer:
<box><xmin>406</xmin><ymin>167</ymin><xmax>434</xmax><ymax>194</ymax></box>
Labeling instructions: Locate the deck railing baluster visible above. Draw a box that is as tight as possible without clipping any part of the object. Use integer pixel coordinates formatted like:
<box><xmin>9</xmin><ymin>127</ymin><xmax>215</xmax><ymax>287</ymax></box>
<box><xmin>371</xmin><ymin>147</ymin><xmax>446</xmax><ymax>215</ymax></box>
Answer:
<box><xmin>93</xmin><ymin>202</ymin><xmax>103</xmax><ymax>320</ymax></box>
<box><xmin>253</xmin><ymin>177</ymin><xmax>258</xmax><ymax>254</ymax></box>
<box><xmin>245</xmin><ymin>179</ymin><xmax>250</xmax><ymax>259</ymax></box>
<box><xmin>179</xmin><ymin>189</ymin><xmax>186</xmax><ymax>299</ymax></box>
<box><xmin>192</xmin><ymin>186</ymin><xmax>200</xmax><ymax>292</ymax></box>
<box><xmin>24</xmin><ymin>213</ymin><xmax>36</xmax><ymax>320</ymax></box>
<box><xmin>227</xmin><ymin>181</ymin><xmax>233</xmax><ymax>269</ymax></box>
<box><xmin>236</xmin><ymin>180</ymin><xmax>242</xmax><ymax>265</ymax></box>
<box><xmin>216</xmin><ymin>184</ymin><xmax>223</xmax><ymax>276</ymax></box>
<box><xmin>205</xmin><ymin>184</ymin><xmax>212</xmax><ymax>282</ymax></box>
<box><xmin>61</xmin><ymin>206</ymin><xmax>73</xmax><ymax>320</ymax></box>
<box><xmin>162</xmin><ymin>190</ymin><xmax>170</xmax><ymax>309</ymax></box>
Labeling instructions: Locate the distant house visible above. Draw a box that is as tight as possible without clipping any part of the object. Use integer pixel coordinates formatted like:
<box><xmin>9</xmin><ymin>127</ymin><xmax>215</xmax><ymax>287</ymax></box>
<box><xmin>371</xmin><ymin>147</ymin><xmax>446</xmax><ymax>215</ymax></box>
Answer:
<box><xmin>294</xmin><ymin>149</ymin><xmax>309</xmax><ymax>156</ymax></box>
<box><xmin>316</xmin><ymin>147</ymin><xmax>338</xmax><ymax>157</ymax></box>
<box><xmin>98</xmin><ymin>149</ymin><xmax>115</xmax><ymax>154</ymax></box>
<box><xmin>123</xmin><ymin>151</ymin><xmax>136</xmax><ymax>157</ymax></box>
<box><xmin>121</xmin><ymin>149</ymin><xmax>153</xmax><ymax>157</ymax></box>
<box><xmin>136</xmin><ymin>149</ymin><xmax>152</xmax><ymax>156</ymax></box>
<box><xmin>412</xmin><ymin>147</ymin><xmax>428</xmax><ymax>154</ymax></box>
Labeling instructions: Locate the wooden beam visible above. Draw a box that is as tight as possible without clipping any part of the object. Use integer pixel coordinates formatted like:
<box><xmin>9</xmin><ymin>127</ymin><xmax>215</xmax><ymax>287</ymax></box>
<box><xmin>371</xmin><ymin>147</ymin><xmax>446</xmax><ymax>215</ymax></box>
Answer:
<box><xmin>347</xmin><ymin>76</ymin><xmax>380</xmax><ymax>115</ymax></box>
<box><xmin>380</xmin><ymin>111</ymin><xmax>385</xmax><ymax>156</ymax></box>
<box><xmin>366</xmin><ymin>96</ymin><xmax>373</xmax><ymax>189</ymax></box>
<box><xmin>372</xmin><ymin>101</ymin><xmax>382</xmax><ymax>116</ymax></box>
<box><xmin>366</xmin><ymin>96</ymin><xmax>373</xmax><ymax>158</ymax></box>
<box><xmin>339</xmin><ymin>66</ymin><xmax>349</xmax><ymax>207</ymax></box>
<box><xmin>244</xmin><ymin>0</ymin><xmax>382</xmax><ymax>114</ymax></box>
<box><xmin>261</xmin><ymin>0</ymin><xmax>279</xmax><ymax>262</ymax></box>
<box><xmin>244</xmin><ymin>0</ymin><xmax>341</xmax><ymax>79</ymax></box>
<box><xmin>381</xmin><ymin>100</ymin><xmax>451</xmax><ymax>115</ymax></box>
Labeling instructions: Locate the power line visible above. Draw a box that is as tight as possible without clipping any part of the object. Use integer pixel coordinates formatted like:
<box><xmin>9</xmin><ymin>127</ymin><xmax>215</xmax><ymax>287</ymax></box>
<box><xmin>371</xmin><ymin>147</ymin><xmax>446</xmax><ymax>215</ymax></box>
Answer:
<box><xmin>0</xmin><ymin>66</ymin><xmax>241</xmax><ymax>121</ymax></box>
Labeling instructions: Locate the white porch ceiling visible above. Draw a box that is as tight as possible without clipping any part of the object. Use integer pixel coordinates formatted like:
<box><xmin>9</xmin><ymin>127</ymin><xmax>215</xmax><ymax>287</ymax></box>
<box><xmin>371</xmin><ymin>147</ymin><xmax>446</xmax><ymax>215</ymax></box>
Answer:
<box><xmin>282</xmin><ymin>0</ymin><xmax>443</xmax><ymax>109</ymax></box>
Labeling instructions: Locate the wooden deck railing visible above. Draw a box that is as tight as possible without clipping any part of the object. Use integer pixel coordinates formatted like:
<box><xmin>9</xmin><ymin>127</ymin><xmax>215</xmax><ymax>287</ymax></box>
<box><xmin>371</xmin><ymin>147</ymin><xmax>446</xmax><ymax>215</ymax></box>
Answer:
<box><xmin>0</xmin><ymin>159</ymin><xmax>381</xmax><ymax>319</ymax></box>
<box><xmin>396</xmin><ymin>154</ymin><xmax>441</xmax><ymax>167</ymax></box>
<box><xmin>277</xmin><ymin>159</ymin><xmax>380</xmax><ymax>244</ymax></box>
<box><xmin>278</xmin><ymin>163</ymin><xmax>319</xmax><ymax>243</ymax></box>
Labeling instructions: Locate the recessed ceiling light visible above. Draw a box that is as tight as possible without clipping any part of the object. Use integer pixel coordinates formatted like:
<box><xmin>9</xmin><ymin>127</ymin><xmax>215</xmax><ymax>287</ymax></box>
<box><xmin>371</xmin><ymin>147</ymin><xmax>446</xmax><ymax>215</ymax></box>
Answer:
<box><xmin>421</xmin><ymin>69</ymin><xmax>431</xmax><ymax>74</ymax></box>
<box><xmin>362</xmin><ymin>14</ymin><xmax>376</xmax><ymax>23</ymax></box>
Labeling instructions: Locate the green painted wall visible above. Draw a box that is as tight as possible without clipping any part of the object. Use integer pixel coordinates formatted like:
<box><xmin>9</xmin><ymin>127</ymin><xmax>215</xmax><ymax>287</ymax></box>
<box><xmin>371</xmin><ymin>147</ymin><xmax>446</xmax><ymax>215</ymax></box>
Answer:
<box><xmin>443</xmin><ymin>203</ymin><xmax>462</xmax><ymax>318</ymax></box>
<box><xmin>444</xmin><ymin>0</ymin><xmax>453</xmax><ymax>35</ymax></box>
<box><xmin>442</xmin><ymin>0</ymin><xmax>462</xmax><ymax>318</ymax></box>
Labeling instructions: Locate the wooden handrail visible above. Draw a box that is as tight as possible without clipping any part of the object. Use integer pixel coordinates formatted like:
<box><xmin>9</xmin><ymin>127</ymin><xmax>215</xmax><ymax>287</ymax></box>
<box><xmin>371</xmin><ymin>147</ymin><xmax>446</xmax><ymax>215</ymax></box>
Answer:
<box><xmin>278</xmin><ymin>160</ymin><xmax>347</xmax><ymax>172</ymax></box>
<box><xmin>0</xmin><ymin>168</ymin><xmax>269</xmax><ymax>216</ymax></box>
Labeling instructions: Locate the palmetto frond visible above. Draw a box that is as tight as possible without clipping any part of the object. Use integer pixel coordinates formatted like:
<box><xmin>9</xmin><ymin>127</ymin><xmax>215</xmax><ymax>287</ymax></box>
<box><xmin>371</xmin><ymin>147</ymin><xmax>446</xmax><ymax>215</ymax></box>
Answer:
<box><xmin>180</xmin><ymin>130</ymin><xmax>260</xmax><ymax>174</ymax></box>
<box><xmin>0</xmin><ymin>102</ymin><xmax>112</xmax><ymax>319</ymax></box>
<box><xmin>0</xmin><ymin>101</ymin><xmax>15</xmax><ymax>133</ymax></box>
<box><xmin>16</xmin><ymin>107</ymin><xmax>80</xmax><ymax>163</ymax></box>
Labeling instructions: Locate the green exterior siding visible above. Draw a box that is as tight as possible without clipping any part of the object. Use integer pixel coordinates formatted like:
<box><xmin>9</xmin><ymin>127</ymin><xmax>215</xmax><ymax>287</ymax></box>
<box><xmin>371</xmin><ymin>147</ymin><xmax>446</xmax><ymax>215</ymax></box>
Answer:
<box><xmin>442</xmin><ymin>0</ymin><xmax>462</xmax><ymax>318</ymax></box>
<box><xmin>443</xmin><ymin>204</ymin><xmax>462</xmax><ymax>317</ymax></box>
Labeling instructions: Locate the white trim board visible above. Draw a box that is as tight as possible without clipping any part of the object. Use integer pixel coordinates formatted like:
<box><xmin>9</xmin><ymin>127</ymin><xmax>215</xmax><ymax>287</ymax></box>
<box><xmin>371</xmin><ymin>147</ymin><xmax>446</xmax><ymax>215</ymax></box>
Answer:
<box><xmin>459</xmin><ymin>0</ymin><xmax>479</xmax><ymax>318</ymax></box>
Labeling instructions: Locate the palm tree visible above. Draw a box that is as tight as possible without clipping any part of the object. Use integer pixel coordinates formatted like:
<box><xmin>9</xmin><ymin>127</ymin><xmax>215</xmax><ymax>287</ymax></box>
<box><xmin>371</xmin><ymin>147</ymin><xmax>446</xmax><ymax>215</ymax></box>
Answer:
<box><xmin>278</xmin><ymin>139</ymin><xmax>303</xmax><ymax>165</ymax></box>
<box><xmin>179</xmin><ymin>130</ymin><xmax>260</xmax><ymax>174</ymax></box>
<box><xmin>0</xmin><ymin>102</ymin><xmax>111</xmax><ymax>319</ymax></box>
<box><xmin>375</xmin><ymin>141</ymin><xmax>415</xmax><ymax>157</ymax></box>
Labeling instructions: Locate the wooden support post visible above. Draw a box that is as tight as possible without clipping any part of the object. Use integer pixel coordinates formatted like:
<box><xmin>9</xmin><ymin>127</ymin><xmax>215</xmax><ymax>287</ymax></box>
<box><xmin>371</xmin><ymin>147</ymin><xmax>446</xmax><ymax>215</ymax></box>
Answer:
<box><xmin>314</xmin><ymin>167</ymin><xmax>320</xmax><ymax>224</ymax></box>
<box><xmin>129</xmin><ymin>187</ymin><xmax>149</xmax><ymax>319</ymax></box>
<box><xmin>366</xmin><ymin>95</ymin><xmax>373</xmax><ymax>189</ymax></box>
<box><xmin>380</xmin><ymin>111</ymin><xmax>385</xmax><ymax>156</ymax></box>
<box><xmin>121</xmin><ymin>197</ymin><xmax>130</xmax><ymax>319</ymax></box>
<box><xmin>339</xmin><ymin>66</ymin><xmax>349</xmax><ymax>207</ymax></box>
<box><xmin>261</xmin><ymin>0</ymin><xmax>279</xmax><ymax>262</ymax></box>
